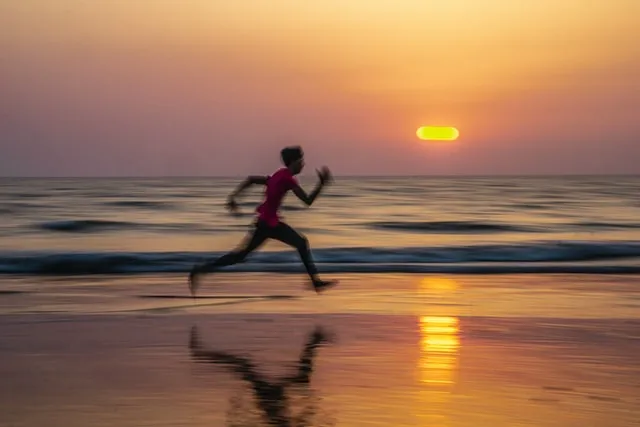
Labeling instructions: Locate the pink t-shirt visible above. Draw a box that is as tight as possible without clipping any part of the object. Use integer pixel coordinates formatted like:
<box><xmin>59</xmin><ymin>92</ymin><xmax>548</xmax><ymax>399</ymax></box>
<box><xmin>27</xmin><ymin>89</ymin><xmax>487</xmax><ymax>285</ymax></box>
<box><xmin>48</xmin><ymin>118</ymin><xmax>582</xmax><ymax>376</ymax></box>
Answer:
<box><xmin>256</xmin><ymin>168</ymin><xmax>298</xmax><ymax>226</ymax></box>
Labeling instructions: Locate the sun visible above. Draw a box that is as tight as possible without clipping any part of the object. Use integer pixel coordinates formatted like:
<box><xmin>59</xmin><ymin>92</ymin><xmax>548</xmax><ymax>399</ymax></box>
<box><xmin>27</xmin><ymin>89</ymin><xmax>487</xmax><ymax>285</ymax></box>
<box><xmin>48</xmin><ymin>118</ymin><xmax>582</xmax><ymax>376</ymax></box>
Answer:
<box><xmin>416</xmin><ymin>126</ymin><xmax>459</xmax><ymax>141</ymax></box>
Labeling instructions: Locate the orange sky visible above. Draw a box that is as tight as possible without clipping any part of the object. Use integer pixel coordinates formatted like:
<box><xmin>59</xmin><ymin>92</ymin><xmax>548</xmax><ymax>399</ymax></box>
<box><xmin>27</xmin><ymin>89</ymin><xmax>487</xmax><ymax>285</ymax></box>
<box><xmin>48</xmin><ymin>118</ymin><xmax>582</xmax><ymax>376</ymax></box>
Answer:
<box><xmin>1</xmin><ymin>0</ymin><xmax>639</xmax><ymax>176</ymax></box>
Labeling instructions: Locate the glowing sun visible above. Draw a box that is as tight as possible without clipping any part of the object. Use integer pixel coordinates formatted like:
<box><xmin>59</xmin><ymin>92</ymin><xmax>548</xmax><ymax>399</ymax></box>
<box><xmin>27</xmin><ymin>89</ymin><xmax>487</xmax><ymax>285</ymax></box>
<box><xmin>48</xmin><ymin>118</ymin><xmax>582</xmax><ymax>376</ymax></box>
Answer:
<box><xmin>416</xmin><ymin>126</ymin><xmax>459</xmax><ymax>141</ymax></box>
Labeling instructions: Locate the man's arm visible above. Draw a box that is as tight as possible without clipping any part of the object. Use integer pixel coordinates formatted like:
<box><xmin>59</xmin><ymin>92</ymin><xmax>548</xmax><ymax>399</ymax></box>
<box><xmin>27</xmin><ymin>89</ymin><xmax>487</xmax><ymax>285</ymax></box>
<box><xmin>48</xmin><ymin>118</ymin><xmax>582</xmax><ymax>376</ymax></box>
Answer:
<box><xmin>291</xmin><ymin>167</ymin><xmax>332</xmax><ymax>207</ymax></box>
<box><xmin>226</xmin><ymin>176</ymin><xmax>268</xmax><ymax>212</ymax></box>
<box><xmin>292</xmin><ymin>169</ymin><xmax>330</xmax><ymax>206</ymax></box>
<box><xmin>229</xmin><ymin>175</ymin><xmax>268</xmax><ymax>198</ymax></box>
<box><xmin>292</xmin><ymin>182</ymin><xmax>324</xmax><ymax>207</ymax></box>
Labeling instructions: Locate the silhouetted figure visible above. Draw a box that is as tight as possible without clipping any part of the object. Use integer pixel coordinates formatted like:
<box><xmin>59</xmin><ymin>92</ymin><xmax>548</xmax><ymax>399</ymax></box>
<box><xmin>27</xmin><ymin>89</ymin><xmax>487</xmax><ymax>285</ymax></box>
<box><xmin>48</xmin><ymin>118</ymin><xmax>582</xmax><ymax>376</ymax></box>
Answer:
<box><xmin>189</xmin><ymin>325</ymin><xmax>335</xmax><ymax>427</ymax></box>
<box><xmin>189</xmin><ymin>146</ymin><xmax>337</xmax><ymax>296</ymax></box>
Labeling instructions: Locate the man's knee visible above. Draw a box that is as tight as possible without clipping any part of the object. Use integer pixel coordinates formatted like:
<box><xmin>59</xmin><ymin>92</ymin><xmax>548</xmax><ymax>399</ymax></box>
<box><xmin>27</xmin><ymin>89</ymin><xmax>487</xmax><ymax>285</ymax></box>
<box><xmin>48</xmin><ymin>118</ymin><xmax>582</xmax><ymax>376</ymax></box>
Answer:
<box><xmin>229</xmin><ymin>249</ymin><xmax>249</xmax><ymax>263</ymax></box>
<box><xmin>296</xmin><ymin>235</ymin><xmax>309</xmax><ymax>251</ymax></box>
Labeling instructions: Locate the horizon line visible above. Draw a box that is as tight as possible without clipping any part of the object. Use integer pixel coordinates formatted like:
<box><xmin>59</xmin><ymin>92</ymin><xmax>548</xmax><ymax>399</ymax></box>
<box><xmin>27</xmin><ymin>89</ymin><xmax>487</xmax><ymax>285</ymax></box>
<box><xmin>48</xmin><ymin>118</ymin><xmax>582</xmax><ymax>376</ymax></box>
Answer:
<box><xmin>1</xmin><ymin>173</ymin><xmax>638</xmax><ymax>179</ymax></box>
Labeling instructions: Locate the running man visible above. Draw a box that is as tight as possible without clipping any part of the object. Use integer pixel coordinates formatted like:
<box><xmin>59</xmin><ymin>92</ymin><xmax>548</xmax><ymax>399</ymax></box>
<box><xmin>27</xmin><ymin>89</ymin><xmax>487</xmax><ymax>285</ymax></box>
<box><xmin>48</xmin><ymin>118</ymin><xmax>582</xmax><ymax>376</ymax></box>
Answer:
<box><xmin>188</xmin><ymin>146</ymin><xmax>337</xmax><ymax>296</ymax></box>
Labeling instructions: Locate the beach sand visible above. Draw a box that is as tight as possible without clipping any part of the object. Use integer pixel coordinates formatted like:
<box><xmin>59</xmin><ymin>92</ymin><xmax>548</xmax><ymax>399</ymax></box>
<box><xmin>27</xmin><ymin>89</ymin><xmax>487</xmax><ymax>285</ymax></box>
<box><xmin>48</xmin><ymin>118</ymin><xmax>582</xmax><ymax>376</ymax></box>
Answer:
<box><xmin>1</xmin><ymin>273</ymin><xmax>640</xmax><ymax>427</ymax></box>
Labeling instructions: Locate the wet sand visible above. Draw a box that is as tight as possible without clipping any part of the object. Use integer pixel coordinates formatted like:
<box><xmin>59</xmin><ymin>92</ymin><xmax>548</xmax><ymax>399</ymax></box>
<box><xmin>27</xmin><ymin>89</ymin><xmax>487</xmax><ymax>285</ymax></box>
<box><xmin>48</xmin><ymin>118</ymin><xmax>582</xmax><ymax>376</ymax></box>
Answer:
<box><xmin>1</xmin><ymin>273</ymin><xmax>640</xmax><ymax>426</ymax></box>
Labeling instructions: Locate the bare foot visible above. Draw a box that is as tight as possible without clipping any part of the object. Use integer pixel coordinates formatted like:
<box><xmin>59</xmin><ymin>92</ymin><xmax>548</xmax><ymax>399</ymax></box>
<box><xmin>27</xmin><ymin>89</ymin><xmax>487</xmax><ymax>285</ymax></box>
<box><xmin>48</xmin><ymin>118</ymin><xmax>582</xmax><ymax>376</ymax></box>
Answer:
<box><xmin>312</xmin><ymin>279</ymin><xmax>338</xmax><ymax>294</ymax></box>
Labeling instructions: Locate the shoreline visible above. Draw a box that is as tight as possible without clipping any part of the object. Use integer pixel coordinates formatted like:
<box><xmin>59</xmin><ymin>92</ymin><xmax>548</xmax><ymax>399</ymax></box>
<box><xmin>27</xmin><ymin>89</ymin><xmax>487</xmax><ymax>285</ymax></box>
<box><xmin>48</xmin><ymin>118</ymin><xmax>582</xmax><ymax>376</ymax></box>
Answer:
<box><xmin>1</xmin><ymin>272</ymin><xmax>640</xmax><ymax>319</ymax></box>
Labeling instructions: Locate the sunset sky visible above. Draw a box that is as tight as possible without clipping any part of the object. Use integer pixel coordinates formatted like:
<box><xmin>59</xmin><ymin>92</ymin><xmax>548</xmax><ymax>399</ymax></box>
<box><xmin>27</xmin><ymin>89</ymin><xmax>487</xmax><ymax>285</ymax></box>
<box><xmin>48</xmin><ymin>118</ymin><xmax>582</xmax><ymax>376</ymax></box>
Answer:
<box><xmin>2</xmin><ymin>0</ymin><xmax>639</xmax><ymax>176</ymax></box>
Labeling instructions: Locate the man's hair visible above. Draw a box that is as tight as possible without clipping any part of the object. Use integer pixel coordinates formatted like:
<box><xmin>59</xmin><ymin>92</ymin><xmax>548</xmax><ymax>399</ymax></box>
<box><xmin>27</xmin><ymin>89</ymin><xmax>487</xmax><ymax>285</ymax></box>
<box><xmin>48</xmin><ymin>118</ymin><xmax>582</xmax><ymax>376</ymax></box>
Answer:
<box><xmin>280</xmin><ymin>146</ymin><xmax>304</xmax><ymax>166</ymax></box>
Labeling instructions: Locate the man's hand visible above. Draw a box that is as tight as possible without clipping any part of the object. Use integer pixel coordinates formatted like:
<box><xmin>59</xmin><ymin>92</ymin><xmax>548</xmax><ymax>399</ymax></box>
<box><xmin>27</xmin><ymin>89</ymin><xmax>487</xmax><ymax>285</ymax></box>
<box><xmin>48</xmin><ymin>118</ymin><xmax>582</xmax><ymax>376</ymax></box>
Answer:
<box><xmin>225</xmin><ymin>196</ymin><xmax>240</xmax><ymax>214</ymax></box>
<box><xmin>316</xmin><ymin>166</ymin><xmax>333</xmax><ymax>185</ymax></box>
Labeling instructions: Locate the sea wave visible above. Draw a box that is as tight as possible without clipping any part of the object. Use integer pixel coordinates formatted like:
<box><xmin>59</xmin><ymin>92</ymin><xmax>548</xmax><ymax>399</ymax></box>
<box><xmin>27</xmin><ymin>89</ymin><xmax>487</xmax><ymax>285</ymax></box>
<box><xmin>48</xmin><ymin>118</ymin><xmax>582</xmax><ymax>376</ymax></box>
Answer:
<box><xmin>39</xmin><ymin>220</ymin><xmax>136</xmax><ymax>232</ymax></box>
<box><xmin>36</xmin><ymin>219</ymin><xmax>206</xmax><ymax>233</ymax></box>
<box><xmin>571</xmin><ymin>222</ymin><xmax>640</xmax><ymax>230</ymax></box>
<box><xmin>367</xmin><ymin>220</ymin><xmax>537</xmax><ymax>233</ymax></box>
<box><xmin>103</xmin><ymin>200</ymin><xmax>176</xmax><ymax>209</ymax></box>
<box><xmin>365</xmin><ymin>220</ymin><xmax>640</xmax><ymax>233</ymax></box>
<box><xmin>12</xmin><ymin>193</ymin><xmax>47</xmax><ymax>199</ymax></box>
<box><xmin>2</xmin><ymin>241</ymin><xmax>640</xmax><ymax>275</ymax></box>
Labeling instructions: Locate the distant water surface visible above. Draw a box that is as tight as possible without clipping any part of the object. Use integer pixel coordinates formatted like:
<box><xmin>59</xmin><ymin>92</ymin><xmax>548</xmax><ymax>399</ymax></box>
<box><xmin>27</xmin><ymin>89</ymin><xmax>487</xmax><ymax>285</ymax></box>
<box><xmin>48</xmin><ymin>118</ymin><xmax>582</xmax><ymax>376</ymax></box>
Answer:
<box><xmin>1</xmin><ymin>176</ymin><xmax>639</xmax><ymax>275</ymax></box>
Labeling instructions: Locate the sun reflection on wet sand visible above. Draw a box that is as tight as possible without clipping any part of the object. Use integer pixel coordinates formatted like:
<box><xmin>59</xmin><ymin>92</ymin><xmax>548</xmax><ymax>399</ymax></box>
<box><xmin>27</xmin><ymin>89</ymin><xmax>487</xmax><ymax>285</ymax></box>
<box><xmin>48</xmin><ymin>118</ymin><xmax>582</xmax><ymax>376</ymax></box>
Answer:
<box><xmin>420</xmin><ymin>316</ymin><xmax>460</xmax><ymax>385</ymax></box>
<box><xmin>416</xmin><ymin>277</ymin><xmax>461</xmax><ymax>426</ymax></box>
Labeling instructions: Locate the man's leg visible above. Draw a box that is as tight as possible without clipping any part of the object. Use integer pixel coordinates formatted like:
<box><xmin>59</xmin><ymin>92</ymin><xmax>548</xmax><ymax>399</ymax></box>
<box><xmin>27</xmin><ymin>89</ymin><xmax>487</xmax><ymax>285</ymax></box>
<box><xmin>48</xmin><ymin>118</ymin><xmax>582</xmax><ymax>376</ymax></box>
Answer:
<box><xmin>281</xmin><ymin>326</ymin><xmax>332</xmax><ymax>386</ymax></box>
<box><xmin>188</xmin><ymin>327</ymin><xmax>289</xmax><ymax>423</ymax></box>
<box><xmin>189</xmin><ymin>222</ymin><xmax>270</xmax><ymax>295</ymax></box>
<box><xmin>270</xmin><ymin>223</ymin><xmax>318</xmax><ymax>279</ymax></box>
<box><xmin>270</xmin><ymin>223</ymin><xmax>337</xmax><ymax>292</ymax></box>
<box><xmin>190</xmin><ymin>327</ymin><xmax>269</xmax><ymax>385</ymax></box>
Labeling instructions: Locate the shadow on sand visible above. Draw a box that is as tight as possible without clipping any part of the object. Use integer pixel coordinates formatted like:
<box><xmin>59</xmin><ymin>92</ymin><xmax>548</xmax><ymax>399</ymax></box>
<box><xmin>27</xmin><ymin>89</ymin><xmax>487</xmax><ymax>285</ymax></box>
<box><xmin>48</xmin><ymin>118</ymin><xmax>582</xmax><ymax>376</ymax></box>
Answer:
<box><xmin>189</xmin><ymin>325</ymin><xmax>336</xmax><ymax>427</ymax></box>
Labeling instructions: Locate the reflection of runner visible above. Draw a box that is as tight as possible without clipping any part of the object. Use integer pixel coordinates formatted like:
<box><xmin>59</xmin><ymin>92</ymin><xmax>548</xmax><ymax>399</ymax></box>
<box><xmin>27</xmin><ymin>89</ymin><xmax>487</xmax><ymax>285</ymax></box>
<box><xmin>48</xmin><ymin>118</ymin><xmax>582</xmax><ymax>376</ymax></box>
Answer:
<box><xmin>189</xmin><ymin>325</ymin><xmax>333</xmax><ymax>427</ymax></box>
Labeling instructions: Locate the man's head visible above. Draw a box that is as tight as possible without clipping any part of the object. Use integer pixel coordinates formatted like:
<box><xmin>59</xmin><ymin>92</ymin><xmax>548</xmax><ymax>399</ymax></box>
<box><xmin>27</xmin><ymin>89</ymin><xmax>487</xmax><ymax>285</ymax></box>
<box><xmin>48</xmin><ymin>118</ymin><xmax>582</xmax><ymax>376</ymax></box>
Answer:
<box><xmin>280</xmin><ymin>146</ymin><xmax>305</xmax><ymax>175</ymax></box>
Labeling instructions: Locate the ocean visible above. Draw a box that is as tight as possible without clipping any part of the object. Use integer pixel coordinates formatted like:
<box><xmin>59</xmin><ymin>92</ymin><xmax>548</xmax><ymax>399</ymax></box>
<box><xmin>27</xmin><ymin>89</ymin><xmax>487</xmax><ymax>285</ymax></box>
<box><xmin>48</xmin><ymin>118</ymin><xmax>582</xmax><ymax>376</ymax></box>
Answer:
<box><xmin>1</xmin><ymin>175</ymin><xmax>639</xmax><ymax>276</ymax></box>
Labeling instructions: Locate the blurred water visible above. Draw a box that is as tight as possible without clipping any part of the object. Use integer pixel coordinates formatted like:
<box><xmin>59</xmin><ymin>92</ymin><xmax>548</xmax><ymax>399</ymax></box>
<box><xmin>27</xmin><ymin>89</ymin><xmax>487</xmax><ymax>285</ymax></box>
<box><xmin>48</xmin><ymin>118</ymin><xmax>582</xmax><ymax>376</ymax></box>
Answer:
<box><xmin>1</xmin><ymin>176</ymin><xmax>639</xmax><ymax>274</ymax></box>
